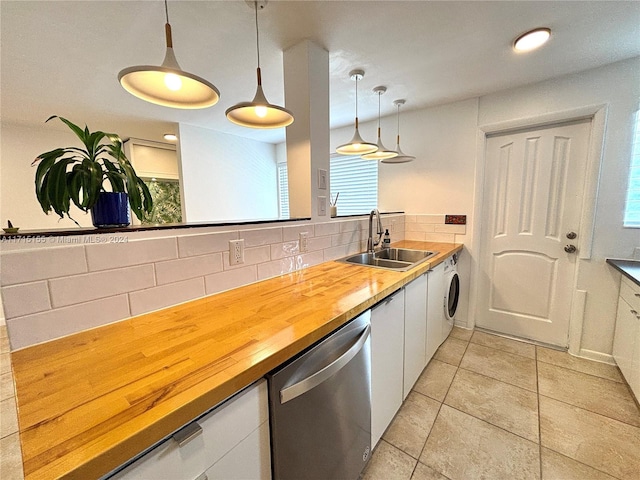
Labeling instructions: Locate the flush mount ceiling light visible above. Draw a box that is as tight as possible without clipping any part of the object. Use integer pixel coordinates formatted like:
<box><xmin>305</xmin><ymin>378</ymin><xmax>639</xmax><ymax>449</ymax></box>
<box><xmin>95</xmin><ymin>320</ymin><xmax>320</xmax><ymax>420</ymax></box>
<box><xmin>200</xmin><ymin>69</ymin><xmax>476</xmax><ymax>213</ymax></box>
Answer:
<box><xmin>382</xmin><ymin>99</ymin><xmax>415</xmax><ymax>164</ymax></box>
<box><xmin>163</xmin><ymin>133</ymin><xmax>178</xmax><ymax>141</ymax></box>
<box><xmin>513</xmin><ymin>27</ymin><xmax>551</xmax><ymax>52</ymax></box>
<box><xmin>361</xmin><ymin>86</ymin><xmax>398</xmax><ymax>161</ymax></box>
<box><xmin>226</xmin><ymin>1</ymin><xmax>294</xmax><ymax>129</ymax></box>
<box><xmin>336</xmin><ymin>69</ymin><xmax>378</xmax><ymax>155</ymax></box>
<box><xmin>118</xmin><ymin>0</ymin><xmax>220</xmax><ymax>109</ymax></box>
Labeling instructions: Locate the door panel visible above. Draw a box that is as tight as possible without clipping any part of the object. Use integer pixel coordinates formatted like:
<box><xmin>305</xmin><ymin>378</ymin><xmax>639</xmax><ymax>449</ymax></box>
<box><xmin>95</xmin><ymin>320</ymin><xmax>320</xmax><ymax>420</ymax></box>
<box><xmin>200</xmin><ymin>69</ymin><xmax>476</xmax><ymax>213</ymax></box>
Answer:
<box><xmin>477</xmin><ymin>120</ymin><xmax>591</xmax><ymax>346</ymax></box>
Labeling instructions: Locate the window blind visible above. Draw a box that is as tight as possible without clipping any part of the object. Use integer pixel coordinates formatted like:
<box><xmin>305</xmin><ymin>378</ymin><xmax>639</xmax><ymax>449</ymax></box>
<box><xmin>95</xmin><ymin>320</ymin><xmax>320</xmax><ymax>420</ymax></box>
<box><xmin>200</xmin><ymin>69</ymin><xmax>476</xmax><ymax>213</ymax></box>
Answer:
<box><xmin>624</xmin><ymin>111</ymin><xmax>640</xmax><ymax>227</ymax></box>
<box><xmin>277</xmin><ymin>162</ymin><xmax>290</xmax><ymax>219</ymax></box>
<box><xmin>330</xmin><ymin>155</ymin><xmax>378</xmax><ymax>215</ymax></box>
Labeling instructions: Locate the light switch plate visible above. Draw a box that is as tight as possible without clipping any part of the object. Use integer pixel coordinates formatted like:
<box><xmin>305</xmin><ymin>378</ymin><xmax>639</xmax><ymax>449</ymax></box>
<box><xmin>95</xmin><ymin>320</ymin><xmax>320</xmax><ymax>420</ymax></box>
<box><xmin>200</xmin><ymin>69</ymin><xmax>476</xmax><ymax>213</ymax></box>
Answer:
<box><xmin>318</xmin><ymin>168</ymin><xmax>327</xmax><ymax>190</ymax></box>
<box><xmin>318</xmin><ymin>196</ymin><xmax>327</xmax><ymax>216</ymax></box>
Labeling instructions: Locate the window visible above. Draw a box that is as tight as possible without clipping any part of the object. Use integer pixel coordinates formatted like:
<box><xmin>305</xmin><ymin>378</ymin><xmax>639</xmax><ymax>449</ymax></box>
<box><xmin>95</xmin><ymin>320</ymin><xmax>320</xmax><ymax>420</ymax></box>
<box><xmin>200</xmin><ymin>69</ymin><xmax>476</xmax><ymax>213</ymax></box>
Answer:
<box><xmin>624</xmin><ymin>111</ymin><xmax>640</xmax><ymax>227</ymax></box>
<box><xmin>329</xmin><ymin>155</ymin><xmax>378</xmax><ymax>216</ymax></box>
<box><xmin>277</xmin><ymin>162</ymin><xmax>290</xmax><ymax>219</ymax></box>
<box><xmin>276</xmin><ymin>155</ymin><xmax>378</xmax><ymax>217</ymax></box>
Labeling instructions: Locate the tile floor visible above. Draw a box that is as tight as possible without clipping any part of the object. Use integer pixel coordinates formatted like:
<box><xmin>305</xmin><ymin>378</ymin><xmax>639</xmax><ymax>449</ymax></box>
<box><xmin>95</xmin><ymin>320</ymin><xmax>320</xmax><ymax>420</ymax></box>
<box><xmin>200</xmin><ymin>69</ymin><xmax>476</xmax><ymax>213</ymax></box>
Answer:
<box><xmin>362</xmin><ymin>327</ymin><xmax>640</xmax><ymax>480</ymax></box>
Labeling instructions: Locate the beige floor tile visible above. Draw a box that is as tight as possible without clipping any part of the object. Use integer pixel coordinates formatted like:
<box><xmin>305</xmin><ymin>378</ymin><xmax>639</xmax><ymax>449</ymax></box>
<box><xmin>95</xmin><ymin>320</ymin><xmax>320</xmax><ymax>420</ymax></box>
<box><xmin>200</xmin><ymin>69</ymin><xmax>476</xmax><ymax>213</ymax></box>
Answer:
<box><xmin>540</xmin><ymin>396</ymin><xmax>640</xmax><ymax>479</ymax></box>
<box><xmin>449</xmin><ymin>327</ymin><xmax>472</xmax><ymax>342</ymax></box>
<box><xmin>413</xmin><ymin>360</ymin><xmax>457</xmax><ymax>402</ymax></box>
<box><xmin>541</xmin><ymin>447</ymin><xmax>617</xmax><ymax>480</ymax></box>
<box><xmin>383</xmin><ymin>392</ymin><xmax>440</xmax><ymax>458</ymax></box>
<box><xmin>0</xmin><ymin>433</ymin><xmax>24</xmax><ymax>480</ymax></box>
<box><xmin>362</xmin><ymin>440</ymin><xmax>417</xmax><ymax>480</ymax></box>
<box><xmin>537</xmin><ymin>346</ymin><xmax>624</xmax><ymax>383</ymax></box>
<box><xmin>460</xmin><ymin>342</ymin><xmax>537</xmax><ymax>391</ymax></box>
<box><xmin>1</xmin><ymin>372</ymin><xmax>15</xmax><ymax>400</ymax></box>
<box><xmin>433</xmin><ymin>337</ymin><xmax>468</xmax><ymax>367</ymax></box>
<box><xmin>0</xmin><ymin>334</ymin><xmax>9</xmax><ymax>354</ymax></box>
<box><xmin>411</xmin><ymin>462</ymin><xmax>449</xmax><ymax>480</ymax></box>
<box><xmin>538</xmin><ymin>362</ymin><xmax>640</xmax><ymax>427</ymax></box>
<box><xmin>0</xmin><ymin>352</ymin><xmax>11</xmax><ymax>375</ymax></box>
<box><xmin>471</xmin><ymin>331</ymin><xmax>536</xmax><ymax>359</ymax></box>
<box><xmin>420</xmin><ymin>405</ymin><xmax>540</xmax><ymax>480</ymax></box>
<box><xmin>1</xmin><ymin>396</ymin><xmax>19</xmax><ymax>438</ymax></box>
<box><xmin>444</xmin><ymin>368</ymin><xmax>539</xmax><ymax>442</ymax></box>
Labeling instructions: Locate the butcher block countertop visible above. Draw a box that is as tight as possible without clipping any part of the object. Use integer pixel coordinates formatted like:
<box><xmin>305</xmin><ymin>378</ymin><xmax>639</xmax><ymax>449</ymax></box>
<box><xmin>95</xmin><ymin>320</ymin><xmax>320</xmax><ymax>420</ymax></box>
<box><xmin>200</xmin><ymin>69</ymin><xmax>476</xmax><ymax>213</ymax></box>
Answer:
<box><xmin>11</xmin><ymin>241</ymin><xmax>463</xmax><ymax>480</ymax></box>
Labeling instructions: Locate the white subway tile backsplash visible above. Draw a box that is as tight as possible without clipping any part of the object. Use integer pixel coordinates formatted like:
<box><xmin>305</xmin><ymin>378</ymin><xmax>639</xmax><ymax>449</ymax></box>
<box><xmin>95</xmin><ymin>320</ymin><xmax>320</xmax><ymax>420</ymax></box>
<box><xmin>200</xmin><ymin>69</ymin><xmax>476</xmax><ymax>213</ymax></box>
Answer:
<box><xmin>339</xmin><ymin>219</ymin><xmax>366</xmax><ymax>233</ymax></box>
<box><xmin>282</xmin><ymin>224</ymin><xmax>314</xmax><ymax>242</ymax></box>
<box><xmin>241</xmin><ymin>227</ymin><xmax>283</xmax><ymax>247</ymax></box>
<box><xmin>404</xmin><ymin>215</ymin><xmax>417</xmax><ymax>223</ymax></box>
<box><xmin>258</xmin><ymin>258</ymin><xmax>296</xmax><ymax>280</ymax></box>
<box><xmin>307</xmin><ymin>236</ymin><xmax>332</xmax><ymax>252</ymax></box>
<box><xmin>415</xmin><ymin>214</ymin><xmax>446</xmax><ymax>224</ymax></box>
<box><xmin>223</xmin><ymin>245</ymin><xmax>270</xmax><ymax>270</ymax></box>
<box><xmin>314</xmin><ymin>222</ymin><xmax>340</xmax><ymax>237</ymax></box>
<box><xmin>0</xmin><ymin>246</ymin><xmax>87</xmax><ymax>286</ymax></box>
<box><xmin>49</xmin><ymin>265</ymin><xmax>155</xmax><ymax>308</ymax></box>
<box><xmin>177</xmin><ymin>231</ymin><xmax>238</xmax><ymax>257</ymax></box>
<box><xmin>129</xmin><ymin>278</ymin><xmax>205</xmax><ymax>317</ymax></box>
<box><xmin>424</xmin><ymin>233</ymin><xmax>456</xmax><ymax>243</ymax></box>
<box><xmin>323</xmin><ymin>241</ymin><xmax>364</xmax><ymax>262</ymax></box>
<box><xmin>271</xmin><ymin>241</ymin><xmax>300</xmax><ymax>260</ymax></box>
<box><xmin>405</xmin><ymin>231</ymin><xmax>426</xmax><ymax>242</ymax></box>
<box><xmin>205</xmin><ymin>266</ymin><xmax>257</xmax><ymax>295</ymax></box>
<box><xmin>1</xmin><ymin>282</ymin><xmax>50</xmax><ymax>318</ymax></box>
<box><xmin>7</xmin><ymin>295</ymin><xmax>130</xmax><ymax>350</ymax></box>
<box><xmin>155</xmin><ymin>254</ymin><xmax>223</xmax><ymax>285</ymax></box>
<box><xmin>85</xmin><ymin>238</ymin><xmax>177</xmax><ymax>271</ymax></box>
<box><xmin>406</xmin><ymin>223</ymin><xmax>436</xmax><ymax>233</ymax></box>
<box><xmin>435</xmin><ymin>224</ymin><xmax>467</xmax><ymax>234</ymax></box>
<box><xmin>332</xmin><ymin>230</ymin><xmax>364</xmax><ymax>247</ymax></box>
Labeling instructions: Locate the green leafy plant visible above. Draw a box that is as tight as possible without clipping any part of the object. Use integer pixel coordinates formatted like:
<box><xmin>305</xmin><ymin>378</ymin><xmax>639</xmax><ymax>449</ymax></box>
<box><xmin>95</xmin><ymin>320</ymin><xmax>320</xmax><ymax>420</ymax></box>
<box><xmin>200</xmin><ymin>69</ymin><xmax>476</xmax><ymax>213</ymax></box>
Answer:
<box><xmin>32</xmin><ymin>116</ymin><xmax>152</xmax><ymax>225</ymax></box>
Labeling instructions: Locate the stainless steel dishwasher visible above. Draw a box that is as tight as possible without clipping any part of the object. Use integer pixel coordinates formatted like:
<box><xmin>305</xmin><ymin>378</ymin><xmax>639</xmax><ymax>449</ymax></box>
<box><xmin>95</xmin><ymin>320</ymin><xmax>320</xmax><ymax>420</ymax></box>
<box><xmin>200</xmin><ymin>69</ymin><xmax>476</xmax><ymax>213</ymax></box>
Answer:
<box><xmin>266</xmin><ymin>310</ymin><xmax>372</xmax><ymax>480</ymax></box>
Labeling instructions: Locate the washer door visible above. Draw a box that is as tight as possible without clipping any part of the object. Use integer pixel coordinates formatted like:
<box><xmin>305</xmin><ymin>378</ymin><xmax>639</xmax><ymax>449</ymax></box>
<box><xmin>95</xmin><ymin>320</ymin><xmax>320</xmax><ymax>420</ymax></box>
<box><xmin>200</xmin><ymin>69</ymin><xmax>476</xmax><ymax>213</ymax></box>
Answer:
<box><xmin>444</xmin><ymin>271</ymin><xmax>460</xmax><ymax>322</ymax></box>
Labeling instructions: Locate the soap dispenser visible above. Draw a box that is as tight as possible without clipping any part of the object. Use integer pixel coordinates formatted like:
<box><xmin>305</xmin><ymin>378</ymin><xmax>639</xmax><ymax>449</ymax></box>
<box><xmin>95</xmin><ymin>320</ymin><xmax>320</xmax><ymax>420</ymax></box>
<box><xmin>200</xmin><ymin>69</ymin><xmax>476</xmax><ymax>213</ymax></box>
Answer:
<box><xmin>383</xmin><ymin>229</ymin><xmax>391</xmax><ymax>248</ymax></box>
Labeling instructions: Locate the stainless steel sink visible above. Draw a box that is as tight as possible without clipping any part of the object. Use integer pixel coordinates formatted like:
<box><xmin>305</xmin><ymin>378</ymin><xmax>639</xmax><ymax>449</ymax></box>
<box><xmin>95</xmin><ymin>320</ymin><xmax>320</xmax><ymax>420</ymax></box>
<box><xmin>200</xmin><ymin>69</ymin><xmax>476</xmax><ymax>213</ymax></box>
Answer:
<box><xmin>338</xmin><ymin>248</ymin><xmax>439</xmax><ymax>271</ymax></box>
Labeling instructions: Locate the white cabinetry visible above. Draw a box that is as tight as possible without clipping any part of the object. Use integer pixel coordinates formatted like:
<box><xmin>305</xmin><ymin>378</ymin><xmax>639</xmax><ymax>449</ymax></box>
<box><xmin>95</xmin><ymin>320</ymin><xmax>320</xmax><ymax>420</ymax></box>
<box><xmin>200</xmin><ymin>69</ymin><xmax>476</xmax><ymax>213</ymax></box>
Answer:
<box><xmin>110</xmin><ymin>380</ymin><xmax>271</xmax><ymax>480</ymax></box>
<box><xmin>403</xmin><ymin>273</ymin><xmax>428</xmax><ymax>399</ymax></box>
<box><xmin>426</xmin><ymin>262</ymin><xmax>445</xmax><ymax>363</ymax></box>
<box><xmin>613</xmin><ymin>276</ymin><xmax>640</xmax><ymax>401</ymax></box>
<box><xmin>371</xmin><ymin>289</ymin><xmax>405</xmax><ymax>448</ymax></box>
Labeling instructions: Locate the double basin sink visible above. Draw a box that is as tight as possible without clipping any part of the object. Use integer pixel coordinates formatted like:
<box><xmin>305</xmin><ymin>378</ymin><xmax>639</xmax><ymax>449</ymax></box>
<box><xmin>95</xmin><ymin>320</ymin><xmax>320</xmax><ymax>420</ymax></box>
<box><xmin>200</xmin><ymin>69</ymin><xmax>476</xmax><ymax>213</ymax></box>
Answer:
<box><xmin>339</xmin><ymin>248</ymin><xmax>439</xmax><ymax>272</ymax></box>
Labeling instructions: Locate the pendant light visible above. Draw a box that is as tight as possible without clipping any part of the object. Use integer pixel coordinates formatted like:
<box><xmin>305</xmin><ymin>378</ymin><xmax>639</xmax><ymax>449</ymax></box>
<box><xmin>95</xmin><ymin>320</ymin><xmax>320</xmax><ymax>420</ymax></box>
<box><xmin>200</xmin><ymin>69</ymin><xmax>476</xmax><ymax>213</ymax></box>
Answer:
<box><xmin>361</xmin><ymin>86</ymin><xmax>398</xmax><ymax>161</ymax></box>
<box><xmin>226</xmin><ymin>1</ymin><xmax>294</xmax><ymax>129</ymax></box>
<box><xmin>382</xmin><ymin>99</ymin><xmax>415</xmax><ymax>164</ymax></box>
<box><xmin>118</xmin><ymin>0</ymin><xmax>220</xmax><ymax>109</ymax></box>
<box><xmin>336</xmin><ymin>70</ymin><xmax>378</xmax><ymax>155</ymax></box>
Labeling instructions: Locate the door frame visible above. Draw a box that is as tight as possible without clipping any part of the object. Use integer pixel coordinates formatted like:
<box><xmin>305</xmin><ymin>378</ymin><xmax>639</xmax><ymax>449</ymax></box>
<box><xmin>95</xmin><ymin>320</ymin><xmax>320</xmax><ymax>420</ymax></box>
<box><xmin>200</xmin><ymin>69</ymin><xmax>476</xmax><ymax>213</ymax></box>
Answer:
<box><xmin>469</xmin><ymin>104</ymin><xmax>607</xmax><ymax>355</ymax></box>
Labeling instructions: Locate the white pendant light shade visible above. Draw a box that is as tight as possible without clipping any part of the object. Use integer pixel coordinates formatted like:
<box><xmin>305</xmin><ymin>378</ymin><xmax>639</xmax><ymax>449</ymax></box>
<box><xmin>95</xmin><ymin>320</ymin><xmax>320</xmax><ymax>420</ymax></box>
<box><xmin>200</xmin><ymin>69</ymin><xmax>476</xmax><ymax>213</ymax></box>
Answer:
<box><xmin>118</xmin><ymin>1</ymin><xmax>220</xmax><ymax>109</ymax></box>
<box><xmin>226</xmin><ymin>68</ymin><xmax>294</xmax><ymax>128</ymax></box>
<box><xmin>382</xmin><ymin>99</ymin><xmax>415</xmax><ymax>164</ymax></box>
<box><xmin>361</xmin><ymin>86</ymin><xmax>397</xmax><ymax>161</ymax></box>
<box><xmin>336</xmin><ymin>69</ymin><xmax>378</xmax><ymax>155</ymax></box>
<box><xmin>226</xmin><ymin>1</ymin><xmax>294</xmax><ymax>129</ymax></box>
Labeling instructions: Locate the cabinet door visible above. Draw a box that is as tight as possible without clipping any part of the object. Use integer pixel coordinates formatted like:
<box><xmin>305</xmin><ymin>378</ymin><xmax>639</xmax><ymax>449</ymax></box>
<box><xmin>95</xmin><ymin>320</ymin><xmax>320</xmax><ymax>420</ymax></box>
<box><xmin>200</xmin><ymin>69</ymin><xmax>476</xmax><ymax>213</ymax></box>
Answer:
<box><xmin>371</xmin><ymin>289</ymin><xmax>405</xmax><ymax>448</ymax></box>
<box><xmin>404</xmin><ymin>274</ymin><xmax>428</xmax><ymax>398</ymax></box>
<box><xmin>426</xmin><ymin>263</ymin><xmax>445</xmax><ymax>363</ymax></box>
<box><xmin>613</xmin><ymin>296</ymin><xmax>636</xmax><ymax>389</ymax></box>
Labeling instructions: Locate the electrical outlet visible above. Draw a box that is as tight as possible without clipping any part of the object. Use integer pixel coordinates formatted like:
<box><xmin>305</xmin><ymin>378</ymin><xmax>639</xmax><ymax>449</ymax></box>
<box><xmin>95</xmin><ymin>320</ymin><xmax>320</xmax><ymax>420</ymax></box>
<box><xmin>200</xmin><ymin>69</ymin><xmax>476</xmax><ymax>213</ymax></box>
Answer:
<box><xmin>299</xmin><ymin>232</ymin><xmax>309</xmax><ymax>253</ymax></box>
<box><xmin>229</xmin><ymin>239</ymin><xmax>244</xmax><ymax>265</ymax></box>
<box><xmin>318</xmin><ymin>168</ymin><xmax>327</xmax><ymax>190</ymax></box>
<box><xmin>318</xmin><ymin>196</ymin><xmax>327</xmax><ymax>216</ymax></box>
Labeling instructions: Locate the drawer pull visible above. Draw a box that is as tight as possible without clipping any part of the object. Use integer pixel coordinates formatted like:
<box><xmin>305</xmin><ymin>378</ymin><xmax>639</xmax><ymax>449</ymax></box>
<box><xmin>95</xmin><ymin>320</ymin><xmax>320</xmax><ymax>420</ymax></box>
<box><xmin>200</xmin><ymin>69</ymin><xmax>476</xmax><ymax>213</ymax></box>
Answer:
<box><xmin>631</xmin><ymin>310</ymin><xmax>638</xmax><ymax>315</ymax></box>
<box><xmin>172</xmin><ymin>421</ymin><xmax>203</xmax><ymax>447</ymax></box>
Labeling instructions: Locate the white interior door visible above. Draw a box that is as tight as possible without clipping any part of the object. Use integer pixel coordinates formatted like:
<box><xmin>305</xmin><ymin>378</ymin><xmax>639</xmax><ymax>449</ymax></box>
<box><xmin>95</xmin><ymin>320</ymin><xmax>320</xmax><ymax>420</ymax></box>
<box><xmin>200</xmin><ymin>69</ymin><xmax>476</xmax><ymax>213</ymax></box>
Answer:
<box><xmin>477</xmin><ymin>120</ymin><xmax>591</xmax><ymax>346</ymax></box>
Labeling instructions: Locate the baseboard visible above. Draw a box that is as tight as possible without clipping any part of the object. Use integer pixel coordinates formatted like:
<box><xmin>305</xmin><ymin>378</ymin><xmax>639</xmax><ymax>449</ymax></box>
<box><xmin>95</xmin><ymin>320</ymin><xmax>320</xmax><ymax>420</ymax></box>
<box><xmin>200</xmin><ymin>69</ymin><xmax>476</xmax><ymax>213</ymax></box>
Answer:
<box><xmin>576</xmin><ymin>348</ymin><xmax>616</xmax><ymax>366</ymax></box>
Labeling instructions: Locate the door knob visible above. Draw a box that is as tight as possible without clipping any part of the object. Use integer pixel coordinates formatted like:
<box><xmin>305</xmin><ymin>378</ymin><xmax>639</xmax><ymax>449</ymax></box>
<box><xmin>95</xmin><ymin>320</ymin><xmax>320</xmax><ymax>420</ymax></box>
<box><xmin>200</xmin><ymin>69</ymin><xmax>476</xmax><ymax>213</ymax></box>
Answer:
<box><xmin>564</xmin><ymin>245</ymin><xmax>577</xmax><ymax>253</ymax></box>
<box><xmin>566</xmin><ymin>232</ymin><xmax>577</xmax><ymax>239</ymax></box>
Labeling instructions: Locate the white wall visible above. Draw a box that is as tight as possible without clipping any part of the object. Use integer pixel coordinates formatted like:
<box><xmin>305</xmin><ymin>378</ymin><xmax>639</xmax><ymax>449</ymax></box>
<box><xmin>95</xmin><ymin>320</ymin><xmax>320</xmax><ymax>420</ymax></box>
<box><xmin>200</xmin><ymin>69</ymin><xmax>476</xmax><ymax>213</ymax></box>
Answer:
<box><xmin>478</xmin><ymin>57</ymin><xmax>640</xmax><ymax>358</ymax></box>
<box><xmin>178</xmin><ymin>124</ymin><xmax>279</xmax><ymax>222</ymax></box>
<box><xmin>0</xmin><ymin>122</ymin><xmax>95</xmax><ymax>229</ymax></box>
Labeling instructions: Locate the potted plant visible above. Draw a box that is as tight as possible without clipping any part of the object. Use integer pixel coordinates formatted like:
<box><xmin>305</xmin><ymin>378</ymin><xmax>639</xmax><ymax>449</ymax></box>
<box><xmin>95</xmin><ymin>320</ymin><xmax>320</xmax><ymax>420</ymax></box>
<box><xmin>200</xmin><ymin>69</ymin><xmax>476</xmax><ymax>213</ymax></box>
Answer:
<box><xmin>32</xmin><ymin>116</ymin><xmax>152</xmax><ymax>227</ymax></box>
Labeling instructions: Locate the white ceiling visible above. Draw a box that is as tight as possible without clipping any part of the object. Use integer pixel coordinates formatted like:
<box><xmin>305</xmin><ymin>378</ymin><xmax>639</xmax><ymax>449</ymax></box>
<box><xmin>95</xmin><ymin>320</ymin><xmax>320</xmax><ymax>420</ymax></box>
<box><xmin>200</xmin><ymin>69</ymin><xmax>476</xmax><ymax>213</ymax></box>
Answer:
<box><xmin>2</xmin><ymin>1</ymin><xmax>639</xmax><ymax>145</ymax></box>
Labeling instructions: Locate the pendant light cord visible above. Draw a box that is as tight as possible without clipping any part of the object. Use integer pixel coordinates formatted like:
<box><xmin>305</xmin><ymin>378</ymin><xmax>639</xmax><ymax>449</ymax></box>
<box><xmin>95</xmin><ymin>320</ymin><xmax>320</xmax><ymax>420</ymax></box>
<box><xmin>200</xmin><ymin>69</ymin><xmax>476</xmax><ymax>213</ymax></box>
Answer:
<box><xmin>355</xmin><ymin>75</ymin><xmax>358</xmax><ymax>118</ymax></box>
<box><xmin>255</xmin><ymin>1</ymin><xmax>261</xmax><ymax>69</ymax></box>
<box><xmin>377</xmin><ymin>91</ymin><xmax>382</xmax><ymax>129</ymax></box>
<box><xmin>164</xmin><ymin>0</ymin><xmax>173</xmax><ymax>48</ymax></box>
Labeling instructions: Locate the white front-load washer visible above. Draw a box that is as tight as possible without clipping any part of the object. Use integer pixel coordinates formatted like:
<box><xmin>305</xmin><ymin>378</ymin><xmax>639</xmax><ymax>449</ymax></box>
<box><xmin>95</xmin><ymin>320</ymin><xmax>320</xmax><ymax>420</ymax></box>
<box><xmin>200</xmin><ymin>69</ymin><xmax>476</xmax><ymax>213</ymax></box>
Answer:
<box><xmin>442</xmin><ymin>253</ymin><xmax>460</xmax><ymax>344</ymax></box>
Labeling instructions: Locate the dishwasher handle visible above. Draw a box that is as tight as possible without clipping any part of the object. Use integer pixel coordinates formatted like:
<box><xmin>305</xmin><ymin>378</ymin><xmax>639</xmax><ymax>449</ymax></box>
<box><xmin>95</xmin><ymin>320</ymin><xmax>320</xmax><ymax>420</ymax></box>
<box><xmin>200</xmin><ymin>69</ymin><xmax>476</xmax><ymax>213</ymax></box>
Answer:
<box><xmin>280</xmin><ymin>324</ymin><xmax>371</xmax><ymax>404</ymax></box>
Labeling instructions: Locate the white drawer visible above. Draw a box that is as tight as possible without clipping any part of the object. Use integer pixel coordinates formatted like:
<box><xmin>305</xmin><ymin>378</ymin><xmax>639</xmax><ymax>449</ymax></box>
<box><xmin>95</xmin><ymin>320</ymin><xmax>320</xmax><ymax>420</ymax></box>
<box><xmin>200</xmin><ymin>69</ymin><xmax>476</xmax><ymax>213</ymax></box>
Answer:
<box><xmin>110</xmin><ymin>379</ymin><xmax>269</xmax><ymax>480</ymax></box>
<box><xmin>620</xmin><ymin>276</ymin><xmax>640</xmax><ymax>313</ymax></box>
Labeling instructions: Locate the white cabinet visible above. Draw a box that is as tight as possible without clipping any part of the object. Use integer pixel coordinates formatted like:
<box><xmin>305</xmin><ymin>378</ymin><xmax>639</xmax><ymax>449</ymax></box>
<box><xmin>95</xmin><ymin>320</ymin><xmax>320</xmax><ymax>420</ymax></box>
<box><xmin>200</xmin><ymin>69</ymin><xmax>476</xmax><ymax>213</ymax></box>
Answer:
<box><xmin>404</xmin><ymin>273</ymin><xmax>428</xmax><ymax>399</ymax></box>
<box><xmin>110</xmin><ymin>380</ymin><xmax>271</xmax><ymax>480</ymax></box>
<box><xmin>370</xmin><ymin>289</ymin><xmax>405</xmax><ymax>448</ymax></box>
<box><xmin>613</xmin><ymin>276</ymin><xmax>640</xmax><ymax>401</ymax></box>
<box><xmin>426</xmin><ymin>262</ymin><xmax>445</xmax><ymax>363</ymax></box>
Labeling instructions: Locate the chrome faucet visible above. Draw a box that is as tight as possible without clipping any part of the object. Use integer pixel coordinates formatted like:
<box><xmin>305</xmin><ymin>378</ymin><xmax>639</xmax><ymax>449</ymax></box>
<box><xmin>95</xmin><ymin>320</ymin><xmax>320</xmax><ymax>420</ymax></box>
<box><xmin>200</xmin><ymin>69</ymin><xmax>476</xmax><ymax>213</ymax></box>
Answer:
<box><xmin>367</xmin><ymin>209</ymin><xmax>383</xmax><ymax>254</ymax></box>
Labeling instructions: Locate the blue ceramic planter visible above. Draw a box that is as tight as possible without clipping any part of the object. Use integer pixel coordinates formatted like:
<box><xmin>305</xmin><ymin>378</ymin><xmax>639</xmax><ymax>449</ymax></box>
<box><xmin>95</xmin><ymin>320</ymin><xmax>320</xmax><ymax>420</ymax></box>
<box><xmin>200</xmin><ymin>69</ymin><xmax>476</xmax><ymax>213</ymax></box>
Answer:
<box><xmin>91</xmin><ymin>192</ymin><xmax>131</xmax><ymax>228</ymax></box>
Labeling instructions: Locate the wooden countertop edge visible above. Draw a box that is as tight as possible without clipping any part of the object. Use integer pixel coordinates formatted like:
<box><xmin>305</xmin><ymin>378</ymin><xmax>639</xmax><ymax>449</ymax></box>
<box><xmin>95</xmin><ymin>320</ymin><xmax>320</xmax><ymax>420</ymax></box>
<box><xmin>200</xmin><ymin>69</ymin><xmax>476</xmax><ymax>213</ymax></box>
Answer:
<box><xmin>13</xmin><ymin>241</ymin><xmax>463</xmax><ymax>480</ymax></box>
